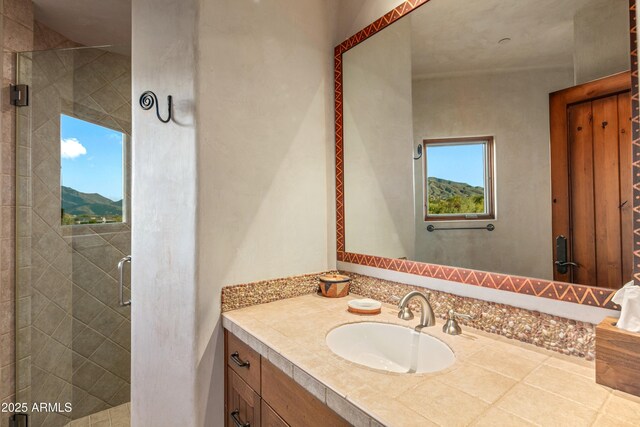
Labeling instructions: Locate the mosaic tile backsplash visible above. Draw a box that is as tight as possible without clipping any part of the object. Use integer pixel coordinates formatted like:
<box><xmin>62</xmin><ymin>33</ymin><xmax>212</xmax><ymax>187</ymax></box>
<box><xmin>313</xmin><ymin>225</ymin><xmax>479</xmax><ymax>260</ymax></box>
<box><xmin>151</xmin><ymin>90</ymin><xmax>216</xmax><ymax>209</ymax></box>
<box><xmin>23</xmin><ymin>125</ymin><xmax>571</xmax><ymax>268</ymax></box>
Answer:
<box><xmin>221</xmin><ymin>272</ymin><xmax>325</xmax><ymax>312</ymax></box>
<box><xmin>221</xmin><ymin>271</ymin><xmax>597</xmax><ymax>360</ymax></box>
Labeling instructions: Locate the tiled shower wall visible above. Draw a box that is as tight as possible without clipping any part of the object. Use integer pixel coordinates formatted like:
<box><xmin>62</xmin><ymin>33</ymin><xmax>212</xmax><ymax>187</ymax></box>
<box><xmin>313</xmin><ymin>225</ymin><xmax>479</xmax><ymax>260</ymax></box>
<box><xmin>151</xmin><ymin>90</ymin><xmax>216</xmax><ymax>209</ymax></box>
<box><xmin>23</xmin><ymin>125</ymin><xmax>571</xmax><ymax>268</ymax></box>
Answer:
<box><xmin>16</xmin><ymin>46</ymin><xmax>131</xmax><ymax>427</ymax></box>
<box><xmin>0</xmin><ymin>1</ymin><xmax>132</xmax><ymax>425</ymax></box>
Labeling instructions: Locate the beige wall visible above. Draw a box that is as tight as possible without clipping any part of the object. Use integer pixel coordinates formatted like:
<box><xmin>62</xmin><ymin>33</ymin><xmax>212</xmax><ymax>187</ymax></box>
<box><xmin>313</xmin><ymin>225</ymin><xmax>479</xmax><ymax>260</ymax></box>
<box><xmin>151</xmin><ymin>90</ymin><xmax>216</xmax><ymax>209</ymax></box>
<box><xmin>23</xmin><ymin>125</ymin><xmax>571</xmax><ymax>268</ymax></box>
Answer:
<box><xmin>196</xmin><ymin>0</ymin><xmax>336</xmax><ymax>424</ymax></box>
<box><xmin>343</xmin><ymin>17</ymin><xmax>415</xmax><ymax>259</ymax></box>
<box><xmin>131</xmin><ymin>0</ymin><xmax>198</xmax><ymax>425</ymax></box>
<box><xmin>412</xmin><ymin>68</ymin><xmax>574</xmax><ymax>280</ymax></box>
<box><xmin>574</xmin><ymin>0</ymin><xmax>630</xmax><ymax>84</ymax></box>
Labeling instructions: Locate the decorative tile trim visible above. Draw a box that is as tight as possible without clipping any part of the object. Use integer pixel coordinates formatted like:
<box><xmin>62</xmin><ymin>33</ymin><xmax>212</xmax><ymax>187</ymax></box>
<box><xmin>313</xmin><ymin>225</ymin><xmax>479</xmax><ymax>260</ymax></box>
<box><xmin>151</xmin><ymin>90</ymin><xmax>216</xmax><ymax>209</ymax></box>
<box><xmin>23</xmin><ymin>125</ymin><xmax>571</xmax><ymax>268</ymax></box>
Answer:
<box><xmin>221</xmin><ymin>271</ymin><xmax>596</xmax><ymax>359</ymax></box>
<box><xmin>334</xmin><ymin>0</ymin><xmax>639</xmax><ymax>309</ymax></box>
<box><xmin>340</xmin><ymin>253</ymin><xmax>619</xmax><ymax>310</ymax></box>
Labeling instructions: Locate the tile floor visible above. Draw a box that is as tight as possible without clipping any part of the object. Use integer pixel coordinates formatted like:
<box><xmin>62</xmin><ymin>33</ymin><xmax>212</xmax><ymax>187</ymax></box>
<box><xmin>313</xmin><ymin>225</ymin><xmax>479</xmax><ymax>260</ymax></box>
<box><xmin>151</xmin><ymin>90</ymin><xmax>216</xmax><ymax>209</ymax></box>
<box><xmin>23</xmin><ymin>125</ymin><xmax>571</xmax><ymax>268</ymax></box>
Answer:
<box><xmin>65</xmin><ymin>403</ymin><xmax>130</xmax><ymax>427</ymax></box>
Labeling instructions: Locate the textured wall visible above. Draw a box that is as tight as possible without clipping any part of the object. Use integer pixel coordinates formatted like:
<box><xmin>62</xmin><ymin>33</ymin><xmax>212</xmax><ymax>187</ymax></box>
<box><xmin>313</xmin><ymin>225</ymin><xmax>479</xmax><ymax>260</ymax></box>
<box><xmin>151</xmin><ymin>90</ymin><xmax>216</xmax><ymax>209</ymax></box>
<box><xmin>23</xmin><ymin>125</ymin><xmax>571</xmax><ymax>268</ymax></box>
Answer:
<box><xmin>343</xmin><ymin>16</ymin><xmax>415</xmax><ymax>259</ymax></box>
<box><xmin>574</xmin><ymin>0</ymin><xmax>630</xmax><ymax>84</ymax></box>
<box><xmin>131</xmin><ymin>0</ymin><xmax>198</xmax><ymax>425</ymax></box>
<box><xmin>196</xmin><ymin>1</ymin><xmax>337</xmax><ymax>424</ymax></box>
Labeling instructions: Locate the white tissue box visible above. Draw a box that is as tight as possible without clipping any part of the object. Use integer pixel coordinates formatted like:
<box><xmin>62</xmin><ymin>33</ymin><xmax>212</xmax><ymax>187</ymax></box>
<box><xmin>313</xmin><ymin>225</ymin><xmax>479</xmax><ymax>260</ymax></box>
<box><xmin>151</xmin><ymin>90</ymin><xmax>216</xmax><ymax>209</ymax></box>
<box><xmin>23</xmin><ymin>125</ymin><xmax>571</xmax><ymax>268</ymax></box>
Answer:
<box><xmin>596</xmin><ymin>317</ymin><xmax>640</xmax><ymax>397</ymax></box>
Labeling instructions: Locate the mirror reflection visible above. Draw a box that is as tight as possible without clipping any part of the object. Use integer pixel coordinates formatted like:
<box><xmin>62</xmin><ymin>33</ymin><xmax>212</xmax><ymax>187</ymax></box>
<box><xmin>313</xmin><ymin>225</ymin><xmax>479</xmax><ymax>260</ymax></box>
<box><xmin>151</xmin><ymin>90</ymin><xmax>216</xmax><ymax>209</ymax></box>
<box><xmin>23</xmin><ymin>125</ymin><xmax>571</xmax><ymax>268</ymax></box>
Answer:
<box><xmin>342</xmin><ymin>0</ymin><xmax>631</xmax><ymax>289</ymax></box>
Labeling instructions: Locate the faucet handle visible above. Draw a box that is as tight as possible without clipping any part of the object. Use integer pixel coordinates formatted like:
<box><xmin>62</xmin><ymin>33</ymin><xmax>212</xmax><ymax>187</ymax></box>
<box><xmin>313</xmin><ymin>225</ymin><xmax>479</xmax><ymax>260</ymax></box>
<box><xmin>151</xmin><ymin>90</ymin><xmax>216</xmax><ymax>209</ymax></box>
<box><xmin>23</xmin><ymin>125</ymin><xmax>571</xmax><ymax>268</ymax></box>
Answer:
<box><xmin>450</xmin><ymin>310</ymin><xmax>472</xmax><ymax>321</ymax></box>
<box><xmin>442</xmin><ymin>309</ymin><xmax>473</xmax><ymax>335</ymax></box>
<box><xmin>398</xmin><ymin>305</ymin><xmax>414</xmax><ymax>320</ymax></box>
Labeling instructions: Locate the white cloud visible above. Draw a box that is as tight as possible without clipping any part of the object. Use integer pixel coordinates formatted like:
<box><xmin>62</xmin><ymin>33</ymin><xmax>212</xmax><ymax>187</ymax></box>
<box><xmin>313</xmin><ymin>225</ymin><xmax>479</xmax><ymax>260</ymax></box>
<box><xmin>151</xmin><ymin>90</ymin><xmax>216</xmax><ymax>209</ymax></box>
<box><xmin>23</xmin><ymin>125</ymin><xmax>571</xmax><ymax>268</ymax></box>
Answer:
<box><xmin>61</xmin><ymin>138</ymin><xmax>87</xmax><ymax>159</ymax></box>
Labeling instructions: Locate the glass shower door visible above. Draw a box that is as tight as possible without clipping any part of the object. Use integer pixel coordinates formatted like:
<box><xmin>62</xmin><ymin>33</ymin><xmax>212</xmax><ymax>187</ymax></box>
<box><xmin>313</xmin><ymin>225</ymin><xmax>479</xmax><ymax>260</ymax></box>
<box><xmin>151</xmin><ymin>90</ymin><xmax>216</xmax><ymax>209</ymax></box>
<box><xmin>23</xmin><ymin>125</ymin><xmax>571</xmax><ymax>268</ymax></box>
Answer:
<box><xmin>15</xmin><ymin>46</ymin><xmax>132</xmax><ymax>427</ymax></box>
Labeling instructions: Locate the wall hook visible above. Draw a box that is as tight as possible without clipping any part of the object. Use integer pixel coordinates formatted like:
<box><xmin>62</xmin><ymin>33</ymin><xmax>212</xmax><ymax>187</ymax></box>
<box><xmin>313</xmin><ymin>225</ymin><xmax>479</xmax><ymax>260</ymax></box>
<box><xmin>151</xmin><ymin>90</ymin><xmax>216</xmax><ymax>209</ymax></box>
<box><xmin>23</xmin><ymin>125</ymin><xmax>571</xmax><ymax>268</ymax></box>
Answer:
<box><xmin>140</xmin><ymin>91</ymin><xmax>172</xmax><ymax>123</ymax></box>
<box><xmin>413</xmin><ymin>145</ymin><xmax>423</xmax><ymax>160</ymax></box>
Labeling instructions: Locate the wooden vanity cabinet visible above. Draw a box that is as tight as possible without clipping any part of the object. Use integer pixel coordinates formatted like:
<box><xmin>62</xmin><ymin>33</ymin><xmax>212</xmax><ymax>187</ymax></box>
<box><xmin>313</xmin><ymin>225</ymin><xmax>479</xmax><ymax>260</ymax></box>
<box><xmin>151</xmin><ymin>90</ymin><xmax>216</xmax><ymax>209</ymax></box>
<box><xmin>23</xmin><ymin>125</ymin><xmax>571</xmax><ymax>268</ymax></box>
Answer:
<box><xmin>224</xmin><ymin>330</ymin><xmax>349</xmax><ymax>427</ymax></box>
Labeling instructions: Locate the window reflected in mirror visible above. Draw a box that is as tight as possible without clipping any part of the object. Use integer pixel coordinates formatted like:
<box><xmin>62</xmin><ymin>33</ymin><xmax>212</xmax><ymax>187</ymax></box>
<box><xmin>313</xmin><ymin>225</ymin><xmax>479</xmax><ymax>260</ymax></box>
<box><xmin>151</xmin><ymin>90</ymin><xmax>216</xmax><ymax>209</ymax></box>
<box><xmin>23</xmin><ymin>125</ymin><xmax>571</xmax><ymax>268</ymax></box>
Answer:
<box><xmin>424</xmin><ymin>137</ymin><xmax>494</xmax><ymax>221</ymax></box>
<box><xmin>60</xmin><ymin>114</ymin><xmax>125</xmax><ymax>225</ymax></box>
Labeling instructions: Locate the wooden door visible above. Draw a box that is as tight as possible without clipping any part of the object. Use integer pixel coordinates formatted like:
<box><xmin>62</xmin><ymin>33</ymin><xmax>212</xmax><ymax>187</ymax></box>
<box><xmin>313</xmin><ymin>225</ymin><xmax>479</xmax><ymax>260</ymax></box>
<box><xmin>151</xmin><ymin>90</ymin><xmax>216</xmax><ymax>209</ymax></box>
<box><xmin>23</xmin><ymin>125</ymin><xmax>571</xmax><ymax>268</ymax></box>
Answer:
<box><xmin>227</xmin><ymin>369</ymin><xmax>261</xmax><ymax>427</ymax></box>
<box><xmin>552</xmin><ymin>88</ymin><xmax>632</xmax><ymax>288</ymax></box>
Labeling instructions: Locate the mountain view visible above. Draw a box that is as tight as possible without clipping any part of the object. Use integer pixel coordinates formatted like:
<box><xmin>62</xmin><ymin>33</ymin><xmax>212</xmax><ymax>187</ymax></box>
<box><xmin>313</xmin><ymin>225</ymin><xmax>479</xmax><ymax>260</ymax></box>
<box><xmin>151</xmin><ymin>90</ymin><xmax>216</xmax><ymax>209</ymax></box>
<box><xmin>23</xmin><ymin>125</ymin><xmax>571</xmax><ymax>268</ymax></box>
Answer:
<box><xmin>61</xmin><ymin>186</ymin><xmax>123</xmax><ymax>225</ymax></box>
<box><xmin>427</xmin><ymin>177</ymin><xmax>485</xmax><ymax>215</ymax></box>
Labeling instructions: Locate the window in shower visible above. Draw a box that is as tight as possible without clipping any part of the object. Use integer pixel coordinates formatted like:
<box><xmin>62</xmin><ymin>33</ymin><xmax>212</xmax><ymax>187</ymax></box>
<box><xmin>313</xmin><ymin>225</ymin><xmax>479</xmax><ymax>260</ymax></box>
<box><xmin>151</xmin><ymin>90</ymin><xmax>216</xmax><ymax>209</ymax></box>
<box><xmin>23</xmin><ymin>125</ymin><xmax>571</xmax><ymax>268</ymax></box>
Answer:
<box><xmin>60</xmin><ymin>114</ymin><xmax>125</xmax><ymax>225</ymax></box>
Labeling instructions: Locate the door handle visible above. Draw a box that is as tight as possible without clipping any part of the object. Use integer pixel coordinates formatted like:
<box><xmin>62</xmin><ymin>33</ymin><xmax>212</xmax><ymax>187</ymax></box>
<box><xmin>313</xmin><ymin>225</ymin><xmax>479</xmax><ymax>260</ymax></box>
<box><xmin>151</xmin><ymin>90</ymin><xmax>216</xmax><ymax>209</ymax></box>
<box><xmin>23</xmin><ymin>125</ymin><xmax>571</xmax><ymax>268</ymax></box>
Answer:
<box><xmin>554</xmin><ymin>261</ymin><xmax>578</xmax><ymax>267</ymax></box>
<box><xmin>554</xmin><ymin>235</ymin><xmax>578</xmax><ymax>274</ymax></box>
<box><xmin>118</xmin><ymin>255</ymin><xmax>132</xmax><ymax>307</ymax></box>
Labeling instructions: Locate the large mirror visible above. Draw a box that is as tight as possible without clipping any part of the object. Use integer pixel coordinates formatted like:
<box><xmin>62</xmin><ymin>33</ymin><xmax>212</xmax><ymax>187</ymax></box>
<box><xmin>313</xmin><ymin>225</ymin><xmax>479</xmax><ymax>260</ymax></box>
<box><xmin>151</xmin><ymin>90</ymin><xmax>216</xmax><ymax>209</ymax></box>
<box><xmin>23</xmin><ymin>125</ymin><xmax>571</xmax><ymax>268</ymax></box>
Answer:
<box><xmin>341</xmin><ymin>0</ymin><xmax>633</xmax><ymax>290</ymax></box>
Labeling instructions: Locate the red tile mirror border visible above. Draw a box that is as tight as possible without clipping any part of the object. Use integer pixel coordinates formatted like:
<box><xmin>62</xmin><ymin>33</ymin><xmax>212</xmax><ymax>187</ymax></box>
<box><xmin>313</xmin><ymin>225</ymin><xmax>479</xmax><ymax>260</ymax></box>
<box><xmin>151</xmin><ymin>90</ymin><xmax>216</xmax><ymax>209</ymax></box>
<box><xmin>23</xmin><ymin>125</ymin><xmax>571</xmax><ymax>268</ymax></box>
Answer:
<box><xmin>334</xmin><ymin>0</ymin><xmax>640</xmax><ymax>310</ymax></box>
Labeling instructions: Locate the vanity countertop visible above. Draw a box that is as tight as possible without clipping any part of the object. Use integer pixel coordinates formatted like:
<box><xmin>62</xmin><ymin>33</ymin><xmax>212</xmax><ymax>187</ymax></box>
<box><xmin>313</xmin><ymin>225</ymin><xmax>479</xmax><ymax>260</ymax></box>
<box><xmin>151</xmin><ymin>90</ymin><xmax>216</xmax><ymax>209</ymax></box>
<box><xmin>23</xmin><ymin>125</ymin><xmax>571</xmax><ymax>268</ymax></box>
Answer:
<box><xmin>222</xmin><ymin>293</ymin><xmax>640</xmax><ymax>426</ymax></box>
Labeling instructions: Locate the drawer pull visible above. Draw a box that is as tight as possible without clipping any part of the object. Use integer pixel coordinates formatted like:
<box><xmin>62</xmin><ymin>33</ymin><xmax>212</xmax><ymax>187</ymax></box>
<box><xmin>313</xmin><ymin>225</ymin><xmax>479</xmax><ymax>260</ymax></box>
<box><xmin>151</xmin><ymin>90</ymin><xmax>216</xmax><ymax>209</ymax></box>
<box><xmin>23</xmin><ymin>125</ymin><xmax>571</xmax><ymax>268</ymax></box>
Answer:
<box><xmin>230</xmin><ymin>409</ymin><xmax>250</xmax><ymax>427</ymax></box>
<box><xmin>230</xmin><ymin>351</ymin><xmax>250</xmax><ymax>368</ymax></box>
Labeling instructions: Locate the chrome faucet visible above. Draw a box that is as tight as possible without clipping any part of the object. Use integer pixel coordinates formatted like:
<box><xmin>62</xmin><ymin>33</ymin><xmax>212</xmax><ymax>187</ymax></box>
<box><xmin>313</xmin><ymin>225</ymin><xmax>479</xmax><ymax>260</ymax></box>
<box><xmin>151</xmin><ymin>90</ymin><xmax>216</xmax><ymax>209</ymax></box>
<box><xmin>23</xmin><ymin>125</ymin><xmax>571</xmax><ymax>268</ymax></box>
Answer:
<box><xmin>397</xmin><ymin>290</ymin><xmax>436</xmax><ymax>330</ymax></box>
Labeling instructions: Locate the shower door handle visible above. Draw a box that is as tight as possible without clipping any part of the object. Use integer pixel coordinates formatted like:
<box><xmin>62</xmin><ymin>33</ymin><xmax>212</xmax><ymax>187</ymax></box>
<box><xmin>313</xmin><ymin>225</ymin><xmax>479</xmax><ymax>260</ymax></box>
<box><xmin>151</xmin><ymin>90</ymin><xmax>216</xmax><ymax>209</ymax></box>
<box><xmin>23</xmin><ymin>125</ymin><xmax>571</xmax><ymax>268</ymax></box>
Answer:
<box><xmin>118</xmin><ymin>255</ymin><xmax>132</xmax><ymax>307</ymax></box>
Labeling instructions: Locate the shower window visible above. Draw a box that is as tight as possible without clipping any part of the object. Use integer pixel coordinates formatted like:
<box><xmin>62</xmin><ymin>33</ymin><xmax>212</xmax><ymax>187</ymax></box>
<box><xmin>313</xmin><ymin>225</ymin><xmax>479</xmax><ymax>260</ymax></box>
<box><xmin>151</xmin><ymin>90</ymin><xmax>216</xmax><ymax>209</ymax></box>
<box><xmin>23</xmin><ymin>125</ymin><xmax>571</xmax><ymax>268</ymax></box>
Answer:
<box><xmin>60</xmin><ymin>114</ymin><xmax>125</xmax><ymax>225</ymax></box>
<box><xmin>423</xmin><ymin>136</ymin><xmax>495</xmax><ymax>221</ymax></box>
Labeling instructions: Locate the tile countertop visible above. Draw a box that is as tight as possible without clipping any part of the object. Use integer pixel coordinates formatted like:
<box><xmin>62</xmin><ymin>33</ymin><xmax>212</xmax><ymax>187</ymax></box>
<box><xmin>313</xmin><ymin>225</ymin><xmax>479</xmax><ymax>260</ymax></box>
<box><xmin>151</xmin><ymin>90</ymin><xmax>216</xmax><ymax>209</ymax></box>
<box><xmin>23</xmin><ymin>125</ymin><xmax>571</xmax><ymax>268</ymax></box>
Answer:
<box><xmin>221</xmin><ymin>293</ymin><xmax>640</xmax><ymax>427</ymax></box>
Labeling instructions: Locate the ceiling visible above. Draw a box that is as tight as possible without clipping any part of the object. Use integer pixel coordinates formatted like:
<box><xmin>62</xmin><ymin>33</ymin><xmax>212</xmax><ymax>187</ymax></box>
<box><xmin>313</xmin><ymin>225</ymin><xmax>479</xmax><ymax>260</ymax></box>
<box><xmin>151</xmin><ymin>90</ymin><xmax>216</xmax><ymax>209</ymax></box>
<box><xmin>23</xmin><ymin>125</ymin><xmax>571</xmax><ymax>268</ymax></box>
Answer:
<box><xmin>33</xmin><ymin>0</ymin><xmax>131</xmax><ymax>50</ymax></box>
<box><xmin>407</xmin><ymin>0</ymin><xmax>603</xmax><ymax>78</ymax></box>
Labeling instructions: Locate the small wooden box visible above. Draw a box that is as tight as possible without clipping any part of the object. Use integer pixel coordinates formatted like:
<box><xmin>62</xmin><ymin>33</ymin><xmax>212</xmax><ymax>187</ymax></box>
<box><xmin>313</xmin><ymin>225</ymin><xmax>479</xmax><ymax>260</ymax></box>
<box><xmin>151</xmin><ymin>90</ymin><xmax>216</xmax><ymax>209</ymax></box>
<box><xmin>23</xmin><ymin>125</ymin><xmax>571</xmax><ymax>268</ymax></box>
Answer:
<box><xmin>596</xmin><ymin>316</ymin><xmax>640</xmax><ymax>397</ymax></box>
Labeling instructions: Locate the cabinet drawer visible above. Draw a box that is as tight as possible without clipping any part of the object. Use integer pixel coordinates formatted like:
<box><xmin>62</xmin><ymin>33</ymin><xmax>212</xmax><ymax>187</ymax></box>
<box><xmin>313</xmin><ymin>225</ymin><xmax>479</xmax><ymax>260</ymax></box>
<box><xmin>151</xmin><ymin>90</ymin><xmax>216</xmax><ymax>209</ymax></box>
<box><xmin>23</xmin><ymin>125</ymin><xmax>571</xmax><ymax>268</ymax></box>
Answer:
<box><xmin>226</xmin><ymin>331</ymin><xmax>261</xmax><ymax>392</ymax></box>
<box><xmin>262</xmin><ymin>359</ymin><xmax>350</xmax><ymax>427</ymax></box>
<box><xmin>227</xmin><ymin>369</ymin><xmax>261</xmax><ymax>427</ymax></box>
<box><xmin>262</xmin><ymin>400</ymin><xmax>289</xmax><ymax>427</ymax></box>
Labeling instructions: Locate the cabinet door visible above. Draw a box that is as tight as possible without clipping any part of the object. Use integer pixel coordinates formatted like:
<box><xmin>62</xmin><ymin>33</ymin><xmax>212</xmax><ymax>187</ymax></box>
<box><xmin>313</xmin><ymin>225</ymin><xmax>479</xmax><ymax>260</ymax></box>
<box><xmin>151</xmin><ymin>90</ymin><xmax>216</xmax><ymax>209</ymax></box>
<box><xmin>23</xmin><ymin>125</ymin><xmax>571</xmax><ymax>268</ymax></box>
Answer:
<box><xmin>262</xmin><ymin>401</ymin><xmax>289</xmax><ymax>427</ymax></box>
<box><xmin>228</xmin><ymin>369</ymin><xmax>261</xmax><ymax>427</ymax></box>
<box><xmin>262</xmin><ymin>359</ymin><xmax>350</xmax><ymax>427</ymax></box>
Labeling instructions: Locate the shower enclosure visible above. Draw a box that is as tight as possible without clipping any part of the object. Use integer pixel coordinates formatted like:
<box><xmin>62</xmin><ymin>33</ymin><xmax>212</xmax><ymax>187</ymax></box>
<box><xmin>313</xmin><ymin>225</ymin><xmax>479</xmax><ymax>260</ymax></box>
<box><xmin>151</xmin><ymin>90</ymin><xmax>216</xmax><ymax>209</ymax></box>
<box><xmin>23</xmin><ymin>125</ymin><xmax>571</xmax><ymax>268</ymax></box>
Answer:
<box><xmin>15</xmin><ymin>46</ymin><xmax>132</xmax><ymax>427</ymax></box>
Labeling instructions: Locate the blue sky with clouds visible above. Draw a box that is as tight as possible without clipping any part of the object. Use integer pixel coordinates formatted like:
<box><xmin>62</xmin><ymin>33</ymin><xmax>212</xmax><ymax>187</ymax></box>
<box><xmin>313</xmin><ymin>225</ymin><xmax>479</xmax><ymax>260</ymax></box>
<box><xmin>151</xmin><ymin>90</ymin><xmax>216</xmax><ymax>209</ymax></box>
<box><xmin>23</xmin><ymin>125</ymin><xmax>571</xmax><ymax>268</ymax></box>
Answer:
<box><xmin>60</xmin><ymin>114</ymin><xmax>124</xmax><ymax>202</ymax></box>
<box><xmin>426</xmin><ymin>143</ymin><xmax>485</xmax><ymax>187</ymax></box>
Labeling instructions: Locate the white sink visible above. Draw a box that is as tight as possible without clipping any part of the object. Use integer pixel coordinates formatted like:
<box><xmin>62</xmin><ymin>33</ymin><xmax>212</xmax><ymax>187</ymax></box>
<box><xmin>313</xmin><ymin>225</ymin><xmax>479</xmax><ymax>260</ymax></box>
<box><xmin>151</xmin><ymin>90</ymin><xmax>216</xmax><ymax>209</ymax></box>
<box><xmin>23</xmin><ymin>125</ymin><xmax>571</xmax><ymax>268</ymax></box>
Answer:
<box><xmin>326</xmin><ymin>322</ymin><xmax>455</xmax><ymax>374</ymax></box>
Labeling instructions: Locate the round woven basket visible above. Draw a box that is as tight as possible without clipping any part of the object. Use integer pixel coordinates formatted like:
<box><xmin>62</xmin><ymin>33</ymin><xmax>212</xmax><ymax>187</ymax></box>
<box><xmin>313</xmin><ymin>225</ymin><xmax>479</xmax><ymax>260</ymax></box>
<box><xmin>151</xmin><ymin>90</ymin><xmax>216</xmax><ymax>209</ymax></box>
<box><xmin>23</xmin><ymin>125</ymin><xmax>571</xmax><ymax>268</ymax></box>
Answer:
<box><xmin>318</xmin><ymin>274</ymin><xmax>351</xmax><ymax>298</ymax></box>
